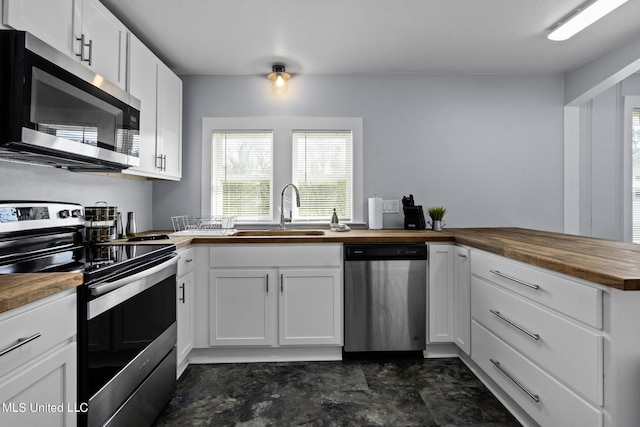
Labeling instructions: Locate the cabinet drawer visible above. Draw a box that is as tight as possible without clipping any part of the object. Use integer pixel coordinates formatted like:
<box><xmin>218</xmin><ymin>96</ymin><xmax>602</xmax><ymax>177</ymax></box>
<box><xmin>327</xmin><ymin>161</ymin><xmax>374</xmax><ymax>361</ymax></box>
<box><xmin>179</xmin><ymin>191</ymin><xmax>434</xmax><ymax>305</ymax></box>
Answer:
<box><xmin>0</xmin><ymin>291</ymin><xmax>76</xmax><ymax>379</ymax></box>
<box><xmin>177</xmin><ymin>247</ymin><xmax>195</xmax><ymax>277</ymax></box>
<box><xmin>210</xmin><ymin>244</ymin><xmax>342</xmax><ymax>268</ymax></box>
<box><xmin>471</xmin><ymin>250</ymin><xmax>602</xmax><ymax>328</ymax></box>
<box><xmin>472</xmin><ymin>321</ymin><xmax>603</xmax><ymax>427</ymax></box>
<box><xmin>472</xmin><ymin>277</ymin><xmax>603</xmax><ymax>404</ymax></box>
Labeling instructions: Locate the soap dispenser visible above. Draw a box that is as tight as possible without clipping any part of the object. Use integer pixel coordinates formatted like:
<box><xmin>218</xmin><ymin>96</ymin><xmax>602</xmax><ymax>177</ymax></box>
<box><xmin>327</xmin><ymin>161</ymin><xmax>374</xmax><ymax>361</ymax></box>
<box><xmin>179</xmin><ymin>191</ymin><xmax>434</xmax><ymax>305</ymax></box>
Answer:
<box><xmin>331</xmin><ymin>208</ymin><xmax>339</xmax><ymax>225</ymax></box>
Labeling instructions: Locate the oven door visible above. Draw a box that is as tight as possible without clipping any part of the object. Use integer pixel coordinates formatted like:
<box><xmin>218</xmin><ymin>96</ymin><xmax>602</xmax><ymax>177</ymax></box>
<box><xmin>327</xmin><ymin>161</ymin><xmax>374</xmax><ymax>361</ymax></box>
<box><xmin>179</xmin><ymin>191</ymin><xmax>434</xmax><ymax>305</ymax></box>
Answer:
<box><xmin>78</xmin><ymin>254</ymin><xmax>178</xmax><ymax>427</ymax></box>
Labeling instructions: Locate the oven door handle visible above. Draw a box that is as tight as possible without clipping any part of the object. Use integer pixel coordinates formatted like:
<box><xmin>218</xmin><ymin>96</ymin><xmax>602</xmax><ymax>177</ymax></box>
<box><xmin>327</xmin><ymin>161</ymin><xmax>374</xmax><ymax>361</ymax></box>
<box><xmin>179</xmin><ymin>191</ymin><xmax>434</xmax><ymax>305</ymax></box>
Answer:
<box><xmin>87</xmin><ymin>255</ymin><xmax>178</xmax><ymax>320</ymax></box>
<box><xmin>89</xmin><ymin>256</ymin><xmax>177</xmax><ymax>297</ymax></box>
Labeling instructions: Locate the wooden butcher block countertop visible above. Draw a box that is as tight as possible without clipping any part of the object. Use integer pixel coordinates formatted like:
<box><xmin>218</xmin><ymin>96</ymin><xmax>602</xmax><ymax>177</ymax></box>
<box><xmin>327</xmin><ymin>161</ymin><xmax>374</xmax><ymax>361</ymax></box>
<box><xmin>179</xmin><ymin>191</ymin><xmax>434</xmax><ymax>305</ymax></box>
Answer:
<box><xmin>4</xmin><ymin>226</ymin><xmax>640</xmax><ymax>315</ymax></box>
<box><xmin>451</xmin><ymin>227</ymin><xmax>640</xmax><ymax>291</ymax></box>
<box><xmin>0</xmin><ymin>273</ymin><xmax>83</xmax><ymax>314</ymax></box>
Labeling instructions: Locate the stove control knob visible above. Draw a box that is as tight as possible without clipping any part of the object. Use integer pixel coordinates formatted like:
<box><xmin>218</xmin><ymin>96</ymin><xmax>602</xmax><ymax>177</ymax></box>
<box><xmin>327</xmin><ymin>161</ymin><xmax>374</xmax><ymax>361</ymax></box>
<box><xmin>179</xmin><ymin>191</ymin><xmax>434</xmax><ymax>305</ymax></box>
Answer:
<box><xmin>58</xmin><ymin>209</ymin><xmax>71</xmax><ymax>219</ymax></box>
<box><xmin>71</xmin><ymin>209</ymin><xmax>83</xmax><ymax>218</ymax></box>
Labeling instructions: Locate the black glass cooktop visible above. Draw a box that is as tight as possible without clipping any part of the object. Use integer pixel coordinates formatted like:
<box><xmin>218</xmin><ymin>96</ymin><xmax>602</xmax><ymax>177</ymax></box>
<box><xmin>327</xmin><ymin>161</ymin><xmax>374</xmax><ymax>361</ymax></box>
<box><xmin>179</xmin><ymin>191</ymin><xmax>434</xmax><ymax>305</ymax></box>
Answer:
<box><xmin>83</xmin><ymin>243</ymin><xmax>176</xmax><ymax>285</ymax></box>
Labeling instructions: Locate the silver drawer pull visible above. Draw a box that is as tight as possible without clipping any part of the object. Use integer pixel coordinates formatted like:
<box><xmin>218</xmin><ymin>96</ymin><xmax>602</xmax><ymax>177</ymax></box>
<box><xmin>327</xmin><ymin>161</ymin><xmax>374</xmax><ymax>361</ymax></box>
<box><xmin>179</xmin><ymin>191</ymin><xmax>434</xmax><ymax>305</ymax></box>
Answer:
<box><xmin>458</xmin><ymin>253</ymin><xmax>468</xmax><ymax>258</ymax></box>
<box><xmin>489</xmin><ymin>270</ymin><xmax>540</xmax><ymax>290</ymax></box>
<box><xmin>490</xmin><ymin>309</ymin><xmax>540</xmax><ymax>341</ymax></box>
<box><xmin>490</xmin><ymin>359</ymin><xmax>540</xmax><ymax>403</ymax></box>
<box><xmin>0</xmin><ymin>333</ymin><xmax>42</xmax><ymax>357</ymax></box>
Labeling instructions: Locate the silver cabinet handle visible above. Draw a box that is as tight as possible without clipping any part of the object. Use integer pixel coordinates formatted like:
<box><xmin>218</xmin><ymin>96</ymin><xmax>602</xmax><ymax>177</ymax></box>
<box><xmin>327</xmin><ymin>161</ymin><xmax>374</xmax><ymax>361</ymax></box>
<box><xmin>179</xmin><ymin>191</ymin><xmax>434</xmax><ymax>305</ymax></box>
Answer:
<box><xmin>75</xmin><ymin>34</ymin><xmax>92</xmax><ymax>64</ymax></box>
<box><xmin>490</xmin><ymin>359</ymin><xmax>540</xmax><ymax>403</ymax></box>
<box><xmin>185</xmin><ymin>258</ymin><xmax>193</xmax><ymax>263</ymax></box>
<box><xmin>490</xmin><ymin>309</ymin><xmax>540</xmax><ymax>341</ymax></box>
<box><xmin>280</xmin><ymin>274</ymin><xmax>284</xmax><ymax>293</ymax></box>
<box><xmin>156</xmin><ymin>154</ymin><xmax>167</xmax><ymax>171</ymax></box>
<box><xmin>179</xmin><ymin>283</ymin><xmax>185</xmax><ymax>303</ymax></box>
<box><xmin>266</xmin><ymin>275</ymin><xmax>269</xmax><ymax>293</ymax></box>
<box><xmin>490</xmin><ymin>270</ymin><xmax>539</xmax><ymax>290</ymax></box>
<box><xmin>0</xmin><ymin>333</ymin><xmax>41</xmax><ymax>358</ymax></box>
<box><xmin>86</xmin><ymin>38</ymin><xmax>93</xmax><ymax>66</ymax></box>
<box><xmin>458</xmin><ymin>253</ymin><xmax>467</xmax><ymax>258</ymax></box>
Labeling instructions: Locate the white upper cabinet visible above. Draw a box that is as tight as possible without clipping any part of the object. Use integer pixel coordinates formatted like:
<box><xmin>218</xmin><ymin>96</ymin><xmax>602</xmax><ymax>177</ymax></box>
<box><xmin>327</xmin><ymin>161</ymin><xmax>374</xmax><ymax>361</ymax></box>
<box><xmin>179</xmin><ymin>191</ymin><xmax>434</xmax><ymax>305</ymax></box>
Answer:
<box><xmin>2</xmin><ymin>0</ymin><xmax>76</xmax><ymax>54</ymax></box>
<box><xmin>3</xmin><ymin>0</ymin><xmax>127</xmax><ymax>90</ymax></box>
<box><xmin>126</xmin><ymin>34</ymin><xmax>182</xmax><ymax>181</ymax></box>
<box><xmin>77</xmin><ymin>0</ymin><xmax>127</xmax><ymax>89</ymax></box>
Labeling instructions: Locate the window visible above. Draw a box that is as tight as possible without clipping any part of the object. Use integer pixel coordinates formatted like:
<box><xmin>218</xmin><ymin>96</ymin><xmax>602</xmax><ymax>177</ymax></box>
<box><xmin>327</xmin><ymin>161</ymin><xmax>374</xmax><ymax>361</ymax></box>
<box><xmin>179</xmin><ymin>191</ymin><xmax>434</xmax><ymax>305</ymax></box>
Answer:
<box><xmin>211</xmin><ymin>131</ymin><xmax>273</xmax><ymax>221</ymax></box>
<box><xmin>632</xmin><ymin>109</ymin><xmax>640</xmax><ymax>242</ymax></box>
<box><xmin>292</xmin><ymin>131</ymin><xmax>353</xmax><ymax>221</ymax></box>
<box><xmin>202</xmin><ymin>117</ymin><xmax>363</xmax><ymax>224</ymax></box>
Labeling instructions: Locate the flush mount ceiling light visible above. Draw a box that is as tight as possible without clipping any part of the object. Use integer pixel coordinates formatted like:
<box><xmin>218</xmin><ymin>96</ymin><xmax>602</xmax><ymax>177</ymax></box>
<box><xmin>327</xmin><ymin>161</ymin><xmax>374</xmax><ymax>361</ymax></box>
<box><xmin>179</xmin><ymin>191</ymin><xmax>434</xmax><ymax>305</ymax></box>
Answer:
<box><xmin>548</xmin><ymin>0</ymin><xmax>629</xmax><ymax>41</ymax></box>
<box><xmin>267</xmin><ymin>64</ymin><xmax>291</xmax><ymax>94</ymax></box>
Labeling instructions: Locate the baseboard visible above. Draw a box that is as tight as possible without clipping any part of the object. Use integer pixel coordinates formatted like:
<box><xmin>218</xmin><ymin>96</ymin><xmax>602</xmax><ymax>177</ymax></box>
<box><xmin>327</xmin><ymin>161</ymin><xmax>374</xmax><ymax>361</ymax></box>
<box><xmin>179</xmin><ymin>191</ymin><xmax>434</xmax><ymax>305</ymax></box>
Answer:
<box><xmin>188</xmin><ymin>346</ymin><xmax>343</xmax><ymax>364</ymax></box>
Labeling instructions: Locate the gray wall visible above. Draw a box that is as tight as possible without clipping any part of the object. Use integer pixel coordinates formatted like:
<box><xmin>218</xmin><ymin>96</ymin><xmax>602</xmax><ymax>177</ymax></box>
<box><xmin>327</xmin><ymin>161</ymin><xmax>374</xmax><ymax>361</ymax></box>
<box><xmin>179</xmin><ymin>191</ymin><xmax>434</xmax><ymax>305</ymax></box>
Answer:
<box><xmin>154</xmin><ymin>73</ymin><xmax>565</xmax><ymax>231</ymax></box>
<box><xmin>0</xmin><ymin>161</ymin><xmax>154</xmax><ymax>231</ymax></box>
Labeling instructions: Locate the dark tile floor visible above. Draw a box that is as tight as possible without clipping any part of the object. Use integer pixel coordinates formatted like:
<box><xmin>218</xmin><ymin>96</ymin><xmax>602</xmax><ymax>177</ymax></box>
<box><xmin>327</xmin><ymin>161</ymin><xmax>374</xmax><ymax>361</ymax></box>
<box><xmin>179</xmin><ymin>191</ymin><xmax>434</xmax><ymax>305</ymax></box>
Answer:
<box><xmin>153</xmin><ymin>356</ymin><xmax>522</xmax><ymax>426</ymax></box>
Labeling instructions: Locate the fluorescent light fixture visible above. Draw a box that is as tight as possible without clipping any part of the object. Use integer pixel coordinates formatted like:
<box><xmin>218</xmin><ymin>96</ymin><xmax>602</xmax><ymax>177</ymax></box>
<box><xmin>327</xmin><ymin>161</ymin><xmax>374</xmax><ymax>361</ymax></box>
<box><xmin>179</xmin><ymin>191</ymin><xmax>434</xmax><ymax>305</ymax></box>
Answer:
<box><xmin>548</xmin><ymin>0</ymin><xmax>629</xmax><ymax>41</ymax></box>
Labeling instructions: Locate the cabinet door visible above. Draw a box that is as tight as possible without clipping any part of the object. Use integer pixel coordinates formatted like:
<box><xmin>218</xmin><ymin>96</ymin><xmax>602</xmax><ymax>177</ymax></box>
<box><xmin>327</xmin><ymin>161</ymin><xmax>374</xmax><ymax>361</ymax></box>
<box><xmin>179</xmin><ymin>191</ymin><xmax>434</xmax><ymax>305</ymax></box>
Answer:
<box><xmin>78</xmin><ymin>0</ymin><xmax>127</xmax><ymax>89</ymax></box>
<box><xmin>0</xmin><ymin>342</ymin><xmax>77</xmax><ymax>427</ymax></box>
<box><xmin>177</xmin><ymin>271</ymin><xmax>194</xmax><ymax>375</ymax></box>
<box><xmin>127</xmin><ymin>34</ymin><xmax>159</xmax><ymax>174</ymax></box>
<box><xmin>209</xmin><ymin>269</ymin><xmax>276</xmax><ymax>346</ymax></box>
<box><xmin>453</xmin><ymin>246</ymin><xmax>471</xmax><ymax>354</ymax></box>
<box><xmin>156</xmin><ymin>62</ymin><xmax>182</xmax><ymax>180</ymax></box>
<box><xmin>278</xmin><ymin>268</ymin><xmax>342</xmax><ymax>346</ymax></box>
<box><xmin>428</xmin><ymin>244</ymin><xmax>454</xmax><ymax>342</ymax></box>
<box><xmin>3</xmin><ymin>0</ymin><xmax>76</xmax><ymax>55</ymax></box>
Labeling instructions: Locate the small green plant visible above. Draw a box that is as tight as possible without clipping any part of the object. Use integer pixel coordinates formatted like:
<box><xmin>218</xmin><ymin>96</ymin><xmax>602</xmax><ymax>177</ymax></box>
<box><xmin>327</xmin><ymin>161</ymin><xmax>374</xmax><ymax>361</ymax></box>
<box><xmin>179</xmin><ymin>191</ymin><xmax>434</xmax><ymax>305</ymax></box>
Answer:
<box><xmin>427</xmin><ymin>206</ymin><xmax>447</xmax><ymax>221</ymax></box>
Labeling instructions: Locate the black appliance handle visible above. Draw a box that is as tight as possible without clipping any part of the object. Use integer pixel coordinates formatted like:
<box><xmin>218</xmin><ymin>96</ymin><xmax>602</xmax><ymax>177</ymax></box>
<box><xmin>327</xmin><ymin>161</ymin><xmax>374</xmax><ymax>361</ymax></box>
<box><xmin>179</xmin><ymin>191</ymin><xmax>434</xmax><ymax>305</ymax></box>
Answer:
<box><xmin>87</xmin><ymin>255</ymin><xmax>178</xmax><ymax>320</ymax></box>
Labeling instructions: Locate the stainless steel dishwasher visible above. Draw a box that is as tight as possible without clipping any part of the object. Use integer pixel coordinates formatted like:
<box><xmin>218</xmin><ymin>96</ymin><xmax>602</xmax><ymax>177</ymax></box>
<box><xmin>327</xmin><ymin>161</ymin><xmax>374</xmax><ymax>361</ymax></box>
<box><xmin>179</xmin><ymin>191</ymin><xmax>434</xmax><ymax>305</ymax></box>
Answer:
<box><xmin>344</xmin><ymin>243</ymin><xmax>427</xmax><ymax>352</ymax></box>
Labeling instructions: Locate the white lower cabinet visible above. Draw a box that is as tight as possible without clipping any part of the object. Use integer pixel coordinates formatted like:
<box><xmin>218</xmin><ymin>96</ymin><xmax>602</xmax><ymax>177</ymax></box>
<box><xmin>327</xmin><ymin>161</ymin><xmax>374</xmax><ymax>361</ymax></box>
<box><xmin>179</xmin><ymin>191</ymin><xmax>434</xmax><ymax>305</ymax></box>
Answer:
<box><xmin>0</xmin><ymin>290</ymin><xmax>77</xmax><ymax>427</ymax></box>
<box><xmin>472</xmin><ymin>320</ymin><xmax>602</xmax><ymax>427</ymax></box>
<box><xmin>427</xmin><ymin>244</ymin><xmax>454</xmax><ymax>343</ymax></box>
<box><xmin>278</xmin><ymin>268</ymin><xmax>342</xmax><ymax>346</ymax></box>
<box><xmin>207</xmin><ymin>244</ymin><xmax>343</xmax><ymax>351</ymax></box>
<box><xmin>470</xmin><ymin>249</ymin><xmax>604</xmax><ymax>426</ymax></box>
<box><xmin>453</xmin><ymin>246</ymin><xmax>471</xmax><ymax>355</ymax></box>
<box><xmin>427</xmin><ymin>243</ymin><xmax>471</xmax><ymax>355</ymax></box>
<box><xmin>209</xmin><ymin>267</ymin><xmax>342</xmax><ymax>347</ymax></box>
<box><xmin>176</xmin><ymin>247</ymin><xmax>195</xmax><ymax>378</ymax></box>
<box><xmin>209</xmin><ymin>269</ymin><xmax>276</xmax><ymax>346</ymax></box>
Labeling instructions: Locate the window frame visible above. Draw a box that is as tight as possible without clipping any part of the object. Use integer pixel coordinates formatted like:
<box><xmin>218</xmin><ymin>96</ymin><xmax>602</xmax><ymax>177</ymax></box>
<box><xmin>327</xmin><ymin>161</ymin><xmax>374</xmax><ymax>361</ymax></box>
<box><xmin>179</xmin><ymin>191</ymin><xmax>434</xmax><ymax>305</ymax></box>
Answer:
<box><xmin>201</xmin><ymin>117</ymin><xmax>364</xmax><ymax>225</ymax></box>
<box><xmin>624</xmin><ymin>96</ymin><xmax>640</xmax><ymax>242</ymax></box>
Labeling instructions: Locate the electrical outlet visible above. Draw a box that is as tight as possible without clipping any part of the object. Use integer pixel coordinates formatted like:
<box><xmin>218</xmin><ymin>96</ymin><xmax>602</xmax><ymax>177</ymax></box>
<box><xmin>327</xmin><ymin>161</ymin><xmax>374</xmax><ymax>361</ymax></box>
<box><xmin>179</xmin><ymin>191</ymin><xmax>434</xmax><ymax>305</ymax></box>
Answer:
<box><xmin>382</xmin><ymin>200</ymin><xmax>400</xmax><ymax>213</ymax></box>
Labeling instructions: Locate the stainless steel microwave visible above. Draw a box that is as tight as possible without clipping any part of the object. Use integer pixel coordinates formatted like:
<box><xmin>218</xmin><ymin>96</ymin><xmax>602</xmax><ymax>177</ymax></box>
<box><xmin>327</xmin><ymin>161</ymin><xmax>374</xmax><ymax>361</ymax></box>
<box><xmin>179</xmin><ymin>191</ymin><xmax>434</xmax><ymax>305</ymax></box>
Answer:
<box><xmin>0</xmin><ymin>30</ymin><xmax>140</xmax><ymax>171</ymax></box>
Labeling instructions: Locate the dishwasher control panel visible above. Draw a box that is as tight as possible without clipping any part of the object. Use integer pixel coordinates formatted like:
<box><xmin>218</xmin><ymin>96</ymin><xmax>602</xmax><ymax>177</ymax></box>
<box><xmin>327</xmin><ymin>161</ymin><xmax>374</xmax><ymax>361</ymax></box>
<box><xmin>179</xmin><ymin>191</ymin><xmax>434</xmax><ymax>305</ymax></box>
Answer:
<box><xmin>344</xmin><ymin>243</ymin><xmax>427</xmax><ymax>261</ymax></box>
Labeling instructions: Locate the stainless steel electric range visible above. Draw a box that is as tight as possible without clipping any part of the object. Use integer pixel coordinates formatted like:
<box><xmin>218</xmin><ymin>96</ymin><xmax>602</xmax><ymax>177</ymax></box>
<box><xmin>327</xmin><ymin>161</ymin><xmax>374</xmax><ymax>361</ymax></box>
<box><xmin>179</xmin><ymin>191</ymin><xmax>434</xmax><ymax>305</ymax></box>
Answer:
<box><xmin>0</xmin><ymin>201</ymin><xmax>177</xmax><ymax>427</ymax></box>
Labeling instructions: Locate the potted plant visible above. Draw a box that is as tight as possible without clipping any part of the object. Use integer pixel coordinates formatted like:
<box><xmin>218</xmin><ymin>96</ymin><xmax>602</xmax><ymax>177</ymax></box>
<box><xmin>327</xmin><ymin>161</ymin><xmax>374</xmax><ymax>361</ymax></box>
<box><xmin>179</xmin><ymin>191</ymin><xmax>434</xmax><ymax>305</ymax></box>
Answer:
<box><xmin>427</xmin><ymin>206</ymin><xmax>446</xmax><ymax>231</ymax></box>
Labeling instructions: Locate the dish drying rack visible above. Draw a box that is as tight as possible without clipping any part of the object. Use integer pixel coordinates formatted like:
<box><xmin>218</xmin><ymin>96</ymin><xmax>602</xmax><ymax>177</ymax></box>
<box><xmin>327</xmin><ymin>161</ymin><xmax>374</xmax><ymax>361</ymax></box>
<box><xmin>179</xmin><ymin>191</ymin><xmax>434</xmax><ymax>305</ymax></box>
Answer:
<box><xmin>171</xmin><ymin>215</ymin><xmax>237</xmax><ymax>236</ymax></box>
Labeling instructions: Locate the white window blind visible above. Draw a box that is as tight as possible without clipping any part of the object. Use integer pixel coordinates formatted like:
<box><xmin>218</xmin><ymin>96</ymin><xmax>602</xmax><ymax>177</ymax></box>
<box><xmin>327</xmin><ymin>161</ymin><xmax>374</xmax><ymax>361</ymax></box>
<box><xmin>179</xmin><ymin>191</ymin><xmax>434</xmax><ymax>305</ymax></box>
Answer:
<box><xmin>211</xmin><ymin>131</ymin><xmax>273</xmax><ymax>221</ymax></box>
<box><xmin>632</xmin><ymin>110</ymin><xmax>640</xmax><ymax>243</ymax></box>
<box><xmin>292</xmin><ymin>131</ymin><xmax>353</xmax><ymax>221</ymax></box>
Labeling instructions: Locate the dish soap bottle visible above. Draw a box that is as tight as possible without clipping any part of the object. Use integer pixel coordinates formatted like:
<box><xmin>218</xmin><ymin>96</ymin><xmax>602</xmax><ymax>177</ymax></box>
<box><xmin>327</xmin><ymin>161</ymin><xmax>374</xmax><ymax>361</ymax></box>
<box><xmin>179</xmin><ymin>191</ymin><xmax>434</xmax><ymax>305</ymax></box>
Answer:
<box><xmin>331</xmin><ymin>208</ymin><xmax>339</xmax><ymax>225</ymax></box>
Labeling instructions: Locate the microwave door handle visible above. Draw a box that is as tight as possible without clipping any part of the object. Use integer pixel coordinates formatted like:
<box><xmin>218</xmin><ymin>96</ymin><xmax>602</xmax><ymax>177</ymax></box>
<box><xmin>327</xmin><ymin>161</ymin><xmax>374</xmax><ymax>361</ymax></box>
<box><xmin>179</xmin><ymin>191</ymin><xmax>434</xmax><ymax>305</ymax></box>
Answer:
<box><xmin>89</xmin><ymin>256</ymin><xmax>177</xmax><ymax>297</ymax></box>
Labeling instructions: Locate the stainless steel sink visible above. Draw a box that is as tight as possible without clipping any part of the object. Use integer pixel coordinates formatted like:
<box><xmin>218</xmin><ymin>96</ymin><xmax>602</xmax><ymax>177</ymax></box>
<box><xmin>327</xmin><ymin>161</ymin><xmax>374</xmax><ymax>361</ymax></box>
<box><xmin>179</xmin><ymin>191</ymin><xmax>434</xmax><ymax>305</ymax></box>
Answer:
<box><xmin>233</xmin><ymin>229</ymin><xmax>325</xmax><ymax>237</ymax></box>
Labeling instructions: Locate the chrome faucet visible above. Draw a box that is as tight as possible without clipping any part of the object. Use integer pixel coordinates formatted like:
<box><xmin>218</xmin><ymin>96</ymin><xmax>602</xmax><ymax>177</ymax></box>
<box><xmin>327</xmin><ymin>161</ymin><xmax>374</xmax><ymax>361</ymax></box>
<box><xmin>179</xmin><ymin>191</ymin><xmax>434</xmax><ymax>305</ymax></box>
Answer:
<box><xmin>280</xmin><ymin>183</ymin><xmax>300</xmax><ymax>229</ymax></box>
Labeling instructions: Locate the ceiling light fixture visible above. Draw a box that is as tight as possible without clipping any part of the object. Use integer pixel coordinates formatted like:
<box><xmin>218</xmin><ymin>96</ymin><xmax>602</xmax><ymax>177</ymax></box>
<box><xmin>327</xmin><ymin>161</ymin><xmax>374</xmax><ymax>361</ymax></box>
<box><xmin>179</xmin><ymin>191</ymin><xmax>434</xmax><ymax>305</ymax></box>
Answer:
<box><xmin>267</xmin><ymin>64</ymin><xmax>291</xmax><ymax>94</ymax></box>
<box><xmin>548</xmin><ymin>0</ymin><xmax>629</xmax><ymax>41</ymax></box>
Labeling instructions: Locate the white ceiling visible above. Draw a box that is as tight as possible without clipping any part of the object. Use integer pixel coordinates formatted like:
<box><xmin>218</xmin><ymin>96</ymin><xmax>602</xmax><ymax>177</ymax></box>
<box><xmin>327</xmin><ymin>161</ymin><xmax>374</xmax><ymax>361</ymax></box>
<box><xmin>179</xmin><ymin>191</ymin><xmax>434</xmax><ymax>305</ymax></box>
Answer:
<box><xmin>100</xmin><ymin>0</ymin><xmax>640</xmax><ymax>76</ymax></box>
